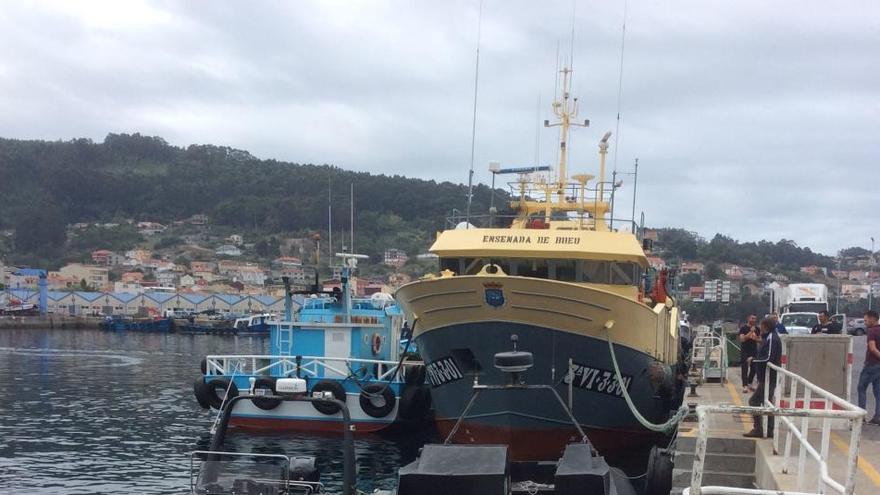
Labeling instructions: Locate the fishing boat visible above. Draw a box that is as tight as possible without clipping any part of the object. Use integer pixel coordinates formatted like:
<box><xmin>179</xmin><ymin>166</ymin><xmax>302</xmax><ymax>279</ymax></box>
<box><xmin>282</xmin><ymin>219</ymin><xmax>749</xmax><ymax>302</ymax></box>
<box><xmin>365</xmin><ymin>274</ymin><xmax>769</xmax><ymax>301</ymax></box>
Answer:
<box><xmin>100</xmin><ymin>315</ymin><xmax>173</xmax><ymax>332</ymax></box>
<box><xmin>394</xmin><ymin>67</ymin><xmax>686</xmax><ymax>461</ymax></box>
<box><xmin>193</xmin><ymin>254</ymin><xmax>431</xmax><ymax>433</ymax></box>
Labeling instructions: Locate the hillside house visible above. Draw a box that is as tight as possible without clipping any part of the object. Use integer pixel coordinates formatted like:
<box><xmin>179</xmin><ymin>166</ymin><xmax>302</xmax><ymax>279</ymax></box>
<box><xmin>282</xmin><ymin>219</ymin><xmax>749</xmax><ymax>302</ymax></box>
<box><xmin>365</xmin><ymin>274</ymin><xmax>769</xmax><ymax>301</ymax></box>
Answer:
<box><xmin>137</xmin><ymin>222</ymin><xmax>167</xmax><ymax>236</ymax></box>
<box><xmin>215</xmin><ymin>245</ymin><xmax>242</xmax><ymax>257</ymax></box>
<box><xmin>680</xmin><ymin>262</ymin><xmax>704</xmax><ymax>275</ymax></box>
<box><xmin>59</xmin><ymin>263</ymin><xmax>109</xmax><ymax>291</ymax></box>
<box><xmin>91</xmin><ymin>250</ymin><xmax>125</xmax><ymax>266</ymax></box>
<box><xmin>383</xmin><ymin>249</ymin><xmax>409</xmax><ymax>268</ymax></box>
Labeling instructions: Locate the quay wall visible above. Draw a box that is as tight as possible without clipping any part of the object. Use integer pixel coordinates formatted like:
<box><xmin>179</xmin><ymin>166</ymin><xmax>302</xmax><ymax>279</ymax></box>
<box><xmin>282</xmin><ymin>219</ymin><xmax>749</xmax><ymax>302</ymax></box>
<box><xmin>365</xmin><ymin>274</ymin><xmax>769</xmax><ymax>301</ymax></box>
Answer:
<box><xmin>0</xmin><ymin>315</ymin><xmax>102</xmax><ymax>330</ymax></box>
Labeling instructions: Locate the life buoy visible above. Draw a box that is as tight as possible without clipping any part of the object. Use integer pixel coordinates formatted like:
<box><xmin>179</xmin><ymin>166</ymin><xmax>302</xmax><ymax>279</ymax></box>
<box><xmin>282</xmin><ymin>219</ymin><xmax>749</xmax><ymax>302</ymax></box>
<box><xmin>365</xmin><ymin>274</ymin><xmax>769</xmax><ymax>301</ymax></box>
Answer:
<box><xmin>251</xmin><ymin>377</ymin><xmax>281</xmax><ymax>410</ymax></box>
<box><xmin>359</xmin><ymin>383</ymin><xmax>396</xmax><ymax>418</ymax></box>
<box><xmin>371</xmin><ymin>333</ymin><xmax>382</xmax><ymax>355</ymax></box>
<box><xmin>205</xmin><ymin>378</ymin><xmax>239</xmax><ymax>409</ymax></box>
<box><xmin>310</xmin><ymin>380</ymin><xmax>347</xmax><ymax>415</ymax></box>
<box><xmin>193</xmin><ymin>377</ymin><xmax>212</xmax><ymax>409</ymax></box>
<box><xmin>397</xmin><ymin>385</ymin><xmax>431</xmax><ymax>420</ymax></box>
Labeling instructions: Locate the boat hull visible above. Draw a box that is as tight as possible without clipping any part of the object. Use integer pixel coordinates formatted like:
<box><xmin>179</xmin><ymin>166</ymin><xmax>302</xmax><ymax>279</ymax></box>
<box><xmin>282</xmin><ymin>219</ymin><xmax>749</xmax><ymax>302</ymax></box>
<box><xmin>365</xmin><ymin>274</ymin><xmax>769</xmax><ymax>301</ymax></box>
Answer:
<box><xmin>416</xmin><ymin>320</ymin><xmax>681</xmax><ymax>461</ymax></box>
<box><xmin>228</xmin><ymin>392</ymin><xmax>398</xmax><ymax>434</ymax></box>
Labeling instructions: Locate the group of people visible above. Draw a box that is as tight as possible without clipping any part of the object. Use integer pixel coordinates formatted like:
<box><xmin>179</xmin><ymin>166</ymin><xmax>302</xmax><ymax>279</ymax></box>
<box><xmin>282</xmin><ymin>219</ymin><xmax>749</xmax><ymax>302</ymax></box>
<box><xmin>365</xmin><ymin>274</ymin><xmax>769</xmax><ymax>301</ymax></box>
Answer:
<box><xmin>736</xmin><ymin>310</ymin><xmax>880</xmax><ymax>438</ymax></box>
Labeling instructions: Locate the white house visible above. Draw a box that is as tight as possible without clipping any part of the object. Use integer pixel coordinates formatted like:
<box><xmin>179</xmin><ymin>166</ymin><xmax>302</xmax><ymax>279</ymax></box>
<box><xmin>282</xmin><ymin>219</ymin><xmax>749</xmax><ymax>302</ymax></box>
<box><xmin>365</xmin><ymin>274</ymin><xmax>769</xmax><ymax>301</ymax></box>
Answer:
<box><xmin>216</xmin><ymin>245</ymin><xmax>242</xmax><ymax>257</ymax></box>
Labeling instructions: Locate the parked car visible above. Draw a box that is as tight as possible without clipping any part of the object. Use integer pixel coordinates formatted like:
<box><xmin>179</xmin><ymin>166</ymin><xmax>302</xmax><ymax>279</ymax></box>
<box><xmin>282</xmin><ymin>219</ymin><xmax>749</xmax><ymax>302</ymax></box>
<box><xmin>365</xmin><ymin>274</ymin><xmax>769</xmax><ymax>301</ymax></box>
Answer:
<box><xmin>847</xmin><ymin>318</ymin><xmax>866</xmax><ymax>336</ymax></box>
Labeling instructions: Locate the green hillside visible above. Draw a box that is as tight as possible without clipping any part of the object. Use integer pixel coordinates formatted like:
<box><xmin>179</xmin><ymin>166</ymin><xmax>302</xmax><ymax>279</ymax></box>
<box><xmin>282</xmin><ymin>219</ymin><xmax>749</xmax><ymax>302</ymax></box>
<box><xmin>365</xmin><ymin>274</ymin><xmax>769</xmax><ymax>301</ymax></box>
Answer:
<box><xmin>0</xmin><ymin>133</ymin><xmax>503</xmax><ymax>266</ymax></box>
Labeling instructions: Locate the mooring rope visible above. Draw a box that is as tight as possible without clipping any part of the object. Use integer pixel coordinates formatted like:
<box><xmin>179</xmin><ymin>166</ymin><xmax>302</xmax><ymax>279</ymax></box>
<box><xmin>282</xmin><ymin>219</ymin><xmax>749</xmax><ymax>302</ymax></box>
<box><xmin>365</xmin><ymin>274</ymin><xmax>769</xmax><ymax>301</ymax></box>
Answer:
<box><xmin>209</xmin><ymin>359</ymin><xmax>242</xmax><ymax>435</ymax></box>
<box><xmin>604</xmin><ymin>328</ymin><xmax>688</xmax><ymax>433</ymax></box>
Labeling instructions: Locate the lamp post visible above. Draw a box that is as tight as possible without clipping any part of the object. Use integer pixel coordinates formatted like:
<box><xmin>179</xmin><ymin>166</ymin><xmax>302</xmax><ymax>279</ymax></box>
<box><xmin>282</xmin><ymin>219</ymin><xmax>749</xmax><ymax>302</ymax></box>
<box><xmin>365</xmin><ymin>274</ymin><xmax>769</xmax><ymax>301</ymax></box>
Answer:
<box><xmin>870</xmin><ymin>237</ymin><xmax>876</xmax><ymax>311</ymax></box>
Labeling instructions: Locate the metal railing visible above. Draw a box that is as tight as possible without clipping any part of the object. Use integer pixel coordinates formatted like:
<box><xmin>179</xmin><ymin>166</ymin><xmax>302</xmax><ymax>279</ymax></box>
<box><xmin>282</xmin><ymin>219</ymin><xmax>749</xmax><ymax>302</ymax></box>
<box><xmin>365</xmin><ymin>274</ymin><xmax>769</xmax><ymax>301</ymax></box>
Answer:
<box><xmin>684</xmin><ymin>362</ymin><xmax>867</xmax><ymax>495</ymax></box>
<box><xmin>691</xmin><ymin>327</ymin><xmax>728</xmax><ymax>383</ymax></box>
<box><xmin>205</xmin><ymin>354</ymin><xmax>423</xmax><ymax>382</ymax></box>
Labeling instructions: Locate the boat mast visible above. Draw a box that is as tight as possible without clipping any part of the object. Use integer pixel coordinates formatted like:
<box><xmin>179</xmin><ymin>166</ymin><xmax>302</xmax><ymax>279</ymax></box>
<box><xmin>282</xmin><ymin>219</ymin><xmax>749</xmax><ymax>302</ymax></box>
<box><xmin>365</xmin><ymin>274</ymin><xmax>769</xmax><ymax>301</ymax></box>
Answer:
<box><xmin>546</xmin><ymin>67</ymin><xmax>589</xmax><ymax>199</ymax></box>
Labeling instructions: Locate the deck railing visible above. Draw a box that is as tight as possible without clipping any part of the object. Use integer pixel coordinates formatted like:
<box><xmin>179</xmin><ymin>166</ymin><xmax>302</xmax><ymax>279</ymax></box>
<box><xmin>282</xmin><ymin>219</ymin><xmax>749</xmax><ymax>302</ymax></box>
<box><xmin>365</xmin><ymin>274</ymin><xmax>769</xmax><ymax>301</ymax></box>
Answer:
<box><xmin>683</xmin><ymin>362</ymin><xmax>867</xmax><ymax>495</ymax></box>
<box><xmin>205</xmin><ymin>354</ymin><xmax>422</xmax><ymax>383</ymax></box>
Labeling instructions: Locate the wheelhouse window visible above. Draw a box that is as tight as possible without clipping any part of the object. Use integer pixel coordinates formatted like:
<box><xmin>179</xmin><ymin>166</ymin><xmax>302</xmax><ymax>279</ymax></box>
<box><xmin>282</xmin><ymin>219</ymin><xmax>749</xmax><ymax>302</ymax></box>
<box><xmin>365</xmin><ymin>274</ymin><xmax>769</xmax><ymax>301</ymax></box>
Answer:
<box><xmin>439</xmin><ymin>257</ymin><xmax>641</xmax><ymax>286</ymax></box>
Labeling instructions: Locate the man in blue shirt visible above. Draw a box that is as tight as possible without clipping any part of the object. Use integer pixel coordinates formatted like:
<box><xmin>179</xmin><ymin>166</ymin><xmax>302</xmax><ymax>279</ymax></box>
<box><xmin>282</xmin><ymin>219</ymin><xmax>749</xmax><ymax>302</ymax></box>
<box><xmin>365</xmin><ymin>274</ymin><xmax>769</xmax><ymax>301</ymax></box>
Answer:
<box><xmin>770</xmin><ymin>312</ymin><xmax>787</xmax><ymax>334</ymax></box>
<box><xmin>744</xmin><ymin>317</ymin><xmax>782</xmax><ymax>438</ymax></box>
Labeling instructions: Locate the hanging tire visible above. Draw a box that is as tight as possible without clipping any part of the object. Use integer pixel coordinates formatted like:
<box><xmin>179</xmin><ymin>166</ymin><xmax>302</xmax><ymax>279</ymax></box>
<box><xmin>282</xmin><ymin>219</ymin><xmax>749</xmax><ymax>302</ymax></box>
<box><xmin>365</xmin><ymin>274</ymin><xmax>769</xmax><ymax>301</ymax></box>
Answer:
<box><xmin>644</xmin><ymin>446</ymin><xmax>673</xmax><ymax>495</ymax></box>
<box><xmin>251</xmin><ymin>377</ymin><xmax>282</xmax><ymax>410</ymax></box>
<box><xmin>206</xmin><ymin>378</ymin><xmax>239</xmax><ymax>409</ymax></box>
<box><xmin>193</xmin><ymin>377</ymin><xmax>212</xmax><ymax>409</ymax></box>
<box><xmin>359</xmin><ymin>383</ymin><xmax>396</xmax><ymax>418</ymax></box>
<box><xmin>311</xmin><ymin>380</ymin><xmax>347</xmax><ymax>415</ymax></box>
<box><xmin>199</xmin><ymin>358</ymin><xmax>207</xmax><ymax>375</ymax></box>
<box><xmin>397</xmin><ymin>385</ymin><xmax>431</xmax><ymax>420</ymax></box>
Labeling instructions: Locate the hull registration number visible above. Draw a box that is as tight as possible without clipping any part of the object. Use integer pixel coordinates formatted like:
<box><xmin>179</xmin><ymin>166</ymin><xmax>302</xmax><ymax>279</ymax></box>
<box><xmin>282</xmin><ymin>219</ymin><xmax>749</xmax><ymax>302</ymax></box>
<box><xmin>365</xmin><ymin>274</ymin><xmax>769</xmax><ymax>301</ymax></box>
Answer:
<box><xmin>563</xmin><ymin>362</ymin><xmax>632</xmax><ymax>397</ymax></box>
<box><xmin>425</xmin><ymin>356</ymin><xmax>464</xmax><ymax>387</ymax></box>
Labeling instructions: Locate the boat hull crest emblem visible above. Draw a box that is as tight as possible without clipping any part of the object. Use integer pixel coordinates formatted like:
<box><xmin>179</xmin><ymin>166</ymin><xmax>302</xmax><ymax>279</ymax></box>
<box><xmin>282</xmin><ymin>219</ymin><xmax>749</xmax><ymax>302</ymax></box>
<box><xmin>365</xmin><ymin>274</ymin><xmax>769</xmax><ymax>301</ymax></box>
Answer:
<box><xmin>484</xmin><ymin>282</ymin><xmax>504</xmax><ymax>307</ymax></box>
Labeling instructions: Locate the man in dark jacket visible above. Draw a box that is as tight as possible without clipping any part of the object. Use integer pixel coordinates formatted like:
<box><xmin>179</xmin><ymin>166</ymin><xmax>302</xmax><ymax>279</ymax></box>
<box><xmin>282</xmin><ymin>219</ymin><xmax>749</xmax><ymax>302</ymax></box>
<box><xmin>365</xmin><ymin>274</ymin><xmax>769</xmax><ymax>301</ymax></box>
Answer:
<box><xmin>738</xmin><ymin>314</ymin><xmax>761</xmax><ymax>392</ymax></box>
<box><xmin>744</xmin><ymin>317</ymin><xmax>782</xmax><ymax>438</ymax></box>
<box><xmin>811</xmin><ymin>310</ymin><xmax>842</xmax><ymax>334</ymax></box>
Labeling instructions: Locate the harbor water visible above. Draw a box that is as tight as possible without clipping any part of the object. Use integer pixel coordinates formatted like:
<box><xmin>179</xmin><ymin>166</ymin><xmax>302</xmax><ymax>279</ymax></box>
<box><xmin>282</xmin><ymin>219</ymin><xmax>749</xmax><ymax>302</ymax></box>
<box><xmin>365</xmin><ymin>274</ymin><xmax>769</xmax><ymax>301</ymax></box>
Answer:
<box><xmin>0</xmin><ymin>327</ymin><xmax>433</xmax><ymax>494</ymax></box>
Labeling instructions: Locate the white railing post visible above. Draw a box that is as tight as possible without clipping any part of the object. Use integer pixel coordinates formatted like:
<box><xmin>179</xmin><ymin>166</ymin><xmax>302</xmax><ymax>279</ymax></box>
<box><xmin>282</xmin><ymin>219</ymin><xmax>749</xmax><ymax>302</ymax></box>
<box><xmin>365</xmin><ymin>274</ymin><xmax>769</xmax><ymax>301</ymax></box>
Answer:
<box><xmin>819</xmin><ymin>398</ymin><xmax>831</xmax><ymax>494</ymax></box>
<box><xmin>797</xmin><ymin>387</ymin><xmax>811</xmax><ymax>491</ymax></box>
<box><xmin>845</xmin><ymin>418</ymin><xmax>862</xmax><ymax>495</ymax></box>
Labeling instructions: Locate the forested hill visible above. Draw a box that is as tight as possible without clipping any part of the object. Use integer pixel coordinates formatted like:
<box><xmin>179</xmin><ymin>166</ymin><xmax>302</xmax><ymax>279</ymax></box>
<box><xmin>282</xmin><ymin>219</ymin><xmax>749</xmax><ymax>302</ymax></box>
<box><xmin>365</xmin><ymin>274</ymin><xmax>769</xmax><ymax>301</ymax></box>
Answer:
<box><xmin>0</xmin><ymin>133</ymin><xmax>499</xmax><ymax>260</ymax></box>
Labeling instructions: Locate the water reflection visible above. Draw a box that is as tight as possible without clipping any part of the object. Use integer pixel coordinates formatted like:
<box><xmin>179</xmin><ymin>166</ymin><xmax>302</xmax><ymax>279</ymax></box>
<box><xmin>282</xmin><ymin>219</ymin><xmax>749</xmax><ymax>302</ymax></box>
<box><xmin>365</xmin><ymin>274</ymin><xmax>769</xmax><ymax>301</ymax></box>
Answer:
<box><xmin>0</xmin><ymin>328</ymin><xmax>431</xmax><ymax>494</ymax></box>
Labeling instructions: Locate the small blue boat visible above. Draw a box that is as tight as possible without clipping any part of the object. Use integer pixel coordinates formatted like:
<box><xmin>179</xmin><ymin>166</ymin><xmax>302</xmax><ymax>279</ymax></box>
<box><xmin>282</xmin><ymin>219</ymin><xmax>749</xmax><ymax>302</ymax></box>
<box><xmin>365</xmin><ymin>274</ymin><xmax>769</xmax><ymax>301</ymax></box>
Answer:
<box><xmin>192</xmin><ymin>254</ymin><xmax>430</xmax><ymax>433</ymax></box>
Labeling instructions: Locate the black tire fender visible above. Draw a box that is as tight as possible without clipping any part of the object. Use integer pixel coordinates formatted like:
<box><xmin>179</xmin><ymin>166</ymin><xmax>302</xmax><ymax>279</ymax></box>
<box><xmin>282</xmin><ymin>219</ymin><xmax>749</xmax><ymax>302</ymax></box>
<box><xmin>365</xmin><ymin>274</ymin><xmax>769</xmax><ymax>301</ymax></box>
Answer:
<box><xmin>644</xmin><ymin>445</ymin><xmax>673</xmax><ymax>495</ymax></box>
<box><xmin>397</xmin><ymin>385</ymin><xmax>431</xmax><ymax>420</ymax></box>
<box><xmin>402</xmin><ymin>357</ymin><xmax>426</xmax><ymax>386</ymax></box>
<box><xmin>199</xmin><ymin>358</ymin><xmax>208</xmax><ymax>375</ymax></box>
<box><xmin>206</xmin><ymin>378</ymin><xmax>239</xmax><ymax>410</ymax></box>
<box><xmin>310</xmin><ymin>380</ymin><xmax>347</xmax><ymax>415</ymax></box>
<box><xmin>251</xmin><ymin>377</ymin><xmax>282</xmax><ymax>410</ymax></box>
<box><xmin>359</xmin><ymin>383</ymin><xmax>396</xmax><ymax>418</ymax></box>
<box><xmin>193</xmin><ymin>377</ymin><xmax>212</xmax><ymax>409</ymax></box>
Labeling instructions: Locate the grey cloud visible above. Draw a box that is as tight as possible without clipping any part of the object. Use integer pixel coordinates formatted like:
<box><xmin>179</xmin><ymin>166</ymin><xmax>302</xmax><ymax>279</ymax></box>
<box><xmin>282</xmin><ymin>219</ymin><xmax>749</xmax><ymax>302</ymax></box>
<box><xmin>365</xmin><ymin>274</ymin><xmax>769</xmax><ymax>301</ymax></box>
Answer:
<box><xmin>0</xmin><ymin>0</ymin><xmax>877</xmax><ymax>254</ymax></box>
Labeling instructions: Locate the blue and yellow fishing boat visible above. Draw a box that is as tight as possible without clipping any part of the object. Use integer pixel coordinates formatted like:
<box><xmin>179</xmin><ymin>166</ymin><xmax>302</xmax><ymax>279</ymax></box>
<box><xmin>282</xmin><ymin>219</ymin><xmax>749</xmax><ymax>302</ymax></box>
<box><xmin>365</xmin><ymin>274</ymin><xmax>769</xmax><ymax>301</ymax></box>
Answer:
<box><xmin>395</xmin><ymin>67</ymin><xmax>686</xmax><ymax>461</ymax></box>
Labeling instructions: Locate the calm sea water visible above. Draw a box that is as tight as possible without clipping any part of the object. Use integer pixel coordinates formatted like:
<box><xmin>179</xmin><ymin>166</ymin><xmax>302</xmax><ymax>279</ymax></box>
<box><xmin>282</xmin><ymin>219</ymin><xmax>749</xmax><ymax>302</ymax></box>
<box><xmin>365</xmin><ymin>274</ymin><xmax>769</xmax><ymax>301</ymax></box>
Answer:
<box><xmin>0</xmin><ymin>328</ymin><xmax>433</xmax><ymax>494</ymax></box>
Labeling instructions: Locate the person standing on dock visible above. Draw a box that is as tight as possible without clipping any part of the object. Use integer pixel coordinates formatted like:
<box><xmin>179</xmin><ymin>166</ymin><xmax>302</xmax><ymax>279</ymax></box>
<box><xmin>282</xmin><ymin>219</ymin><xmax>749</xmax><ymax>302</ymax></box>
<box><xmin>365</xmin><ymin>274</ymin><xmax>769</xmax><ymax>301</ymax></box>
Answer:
<box><xmin>769</xmin><ymin>312</ymin><xmax>787</xmax><ymax>334</ymax></box>
<box><xmin>738</xmin><ymin>314</ymin><xmax>761</xmax><ymax>393</ymax></box>
<box><xmin>811</xmin><ymin>310</ymin><xmax>842</xmax><ymax>334</ymax></box>
<box><xmin>744</xmin><ymin>317</ymin><xmax>782</xmax><ymax>438</ymax></box>
<box><xmin>857</xmin><ymin>310</ymin><xmax>880</xmax><ymax>426</ymax></box>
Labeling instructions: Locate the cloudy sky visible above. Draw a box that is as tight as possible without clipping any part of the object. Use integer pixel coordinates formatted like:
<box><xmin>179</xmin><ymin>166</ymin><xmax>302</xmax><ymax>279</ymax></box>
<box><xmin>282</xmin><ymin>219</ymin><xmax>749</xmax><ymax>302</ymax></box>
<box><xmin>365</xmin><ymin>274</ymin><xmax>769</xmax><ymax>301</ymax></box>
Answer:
<box><xmin>1</xmin><ymin>1</ymin><xmax>878</xmax><ymax>255</ymax></box>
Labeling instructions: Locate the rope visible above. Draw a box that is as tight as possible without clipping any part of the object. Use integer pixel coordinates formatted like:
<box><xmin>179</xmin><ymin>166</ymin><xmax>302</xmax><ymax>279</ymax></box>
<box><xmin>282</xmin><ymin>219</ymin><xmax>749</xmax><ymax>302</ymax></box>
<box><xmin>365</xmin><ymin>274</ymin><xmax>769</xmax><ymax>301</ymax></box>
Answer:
<box><xmin>344</xmin><ymin>319</ymin><xmax>419</xmax><ymax>399</ymax></box>
<box><xmin>209</xmin><ymin>360</ymin><xmax>242</xmax><ymax>435</ymax></box>
<box><xmin>604</xmin><ymin>329</ymin><xmax>688</xmax><ymax>433</ymax></box>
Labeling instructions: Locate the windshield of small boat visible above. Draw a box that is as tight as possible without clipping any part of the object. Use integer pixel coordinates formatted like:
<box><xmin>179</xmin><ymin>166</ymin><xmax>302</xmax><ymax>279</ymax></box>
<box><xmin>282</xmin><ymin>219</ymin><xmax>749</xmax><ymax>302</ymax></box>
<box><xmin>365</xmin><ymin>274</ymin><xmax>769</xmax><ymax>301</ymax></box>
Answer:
<box><xmin>782</xmin><ymin>313</ymin><xmax>818</xmax><ymax>328</ymax></box>
<box><xmin>192</xmin><ymin>454</ymin><xmax>292</xmax><ymax>494</ymax></box>
<box><xmin>440</xmin><ymin>257</ymin><xmax>642</xmax><ymax>286</ymax></box>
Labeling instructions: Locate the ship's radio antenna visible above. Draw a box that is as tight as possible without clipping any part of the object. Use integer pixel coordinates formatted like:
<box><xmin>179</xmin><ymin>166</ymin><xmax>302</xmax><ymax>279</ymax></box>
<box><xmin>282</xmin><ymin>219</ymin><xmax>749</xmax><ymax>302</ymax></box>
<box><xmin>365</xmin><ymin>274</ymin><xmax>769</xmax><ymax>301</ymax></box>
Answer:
<box><xmin>464</xmin><ymin>0</ymin><xmax>484</xmax><ymax>228</ymax></box>
<box><xmin>612</xmin><ymin>0</ymin><xmax>628</xmax><ymax>176</ymax></box>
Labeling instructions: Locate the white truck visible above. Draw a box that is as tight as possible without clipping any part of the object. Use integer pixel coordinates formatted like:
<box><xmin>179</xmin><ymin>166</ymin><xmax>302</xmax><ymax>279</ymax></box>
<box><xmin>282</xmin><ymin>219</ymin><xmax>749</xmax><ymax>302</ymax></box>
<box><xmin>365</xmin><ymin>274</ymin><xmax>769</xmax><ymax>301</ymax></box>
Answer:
<box><xmin>774</xmin><ymin>283</ymin><xmax>829</xmax><ymax>314</ymax></box>
<box><xmin>773</xmin><ymin>283</ymin><xmax>830</xmax><ymax>335</ymax></box>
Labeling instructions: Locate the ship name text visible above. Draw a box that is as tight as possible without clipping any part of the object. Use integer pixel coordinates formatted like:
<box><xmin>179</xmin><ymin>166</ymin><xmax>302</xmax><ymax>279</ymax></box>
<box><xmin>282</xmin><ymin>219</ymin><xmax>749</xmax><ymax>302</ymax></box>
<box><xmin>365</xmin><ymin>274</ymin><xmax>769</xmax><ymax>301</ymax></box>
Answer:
<box><xmin>481</xmin><ymin>235</ymin><xmax>580</xmax><ymax>245</ymax></box>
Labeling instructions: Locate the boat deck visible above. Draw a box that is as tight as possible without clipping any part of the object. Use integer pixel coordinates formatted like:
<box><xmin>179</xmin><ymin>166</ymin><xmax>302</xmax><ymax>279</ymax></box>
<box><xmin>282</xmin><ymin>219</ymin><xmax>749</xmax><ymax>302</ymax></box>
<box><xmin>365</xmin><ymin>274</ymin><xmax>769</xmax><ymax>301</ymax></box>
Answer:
<box><xmin>677</xmin><ymin>348</ymin><xmax>880</xmax><ymax>494</ymax></box>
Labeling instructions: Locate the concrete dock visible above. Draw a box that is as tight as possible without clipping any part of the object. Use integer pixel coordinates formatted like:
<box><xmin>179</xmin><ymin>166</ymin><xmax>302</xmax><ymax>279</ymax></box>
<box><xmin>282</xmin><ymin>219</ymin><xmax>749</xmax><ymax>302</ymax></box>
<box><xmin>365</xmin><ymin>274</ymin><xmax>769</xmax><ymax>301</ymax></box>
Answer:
<box><xmin>676</xmin><ymin>335</ymin><xmax>880</xmax><ymax>494</ymax></box>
